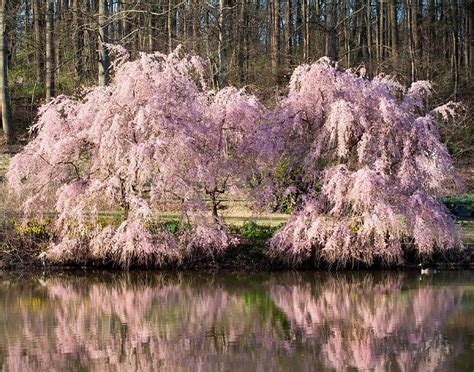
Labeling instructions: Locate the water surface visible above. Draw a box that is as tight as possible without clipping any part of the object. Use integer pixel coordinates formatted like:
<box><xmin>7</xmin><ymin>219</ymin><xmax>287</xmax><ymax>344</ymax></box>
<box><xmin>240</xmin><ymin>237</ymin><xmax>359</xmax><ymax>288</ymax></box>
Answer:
<box><xmin>0</xmin><ymin>270</ymin><xmax>473</xmax><ymax>371</ymax></box>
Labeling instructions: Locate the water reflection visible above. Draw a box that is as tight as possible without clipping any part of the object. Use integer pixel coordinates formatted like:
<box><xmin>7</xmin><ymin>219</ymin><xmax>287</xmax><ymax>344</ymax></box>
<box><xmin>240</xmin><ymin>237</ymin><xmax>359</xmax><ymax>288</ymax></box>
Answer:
<box><xmin>268</xmin><ymin>273</ymin><xmax>468</xmax><ymax>371</ymax></box>
<box><xmin>0</xmin><ymin>271</ymin><xmax>472</xmax><ymax>371</ymax></box>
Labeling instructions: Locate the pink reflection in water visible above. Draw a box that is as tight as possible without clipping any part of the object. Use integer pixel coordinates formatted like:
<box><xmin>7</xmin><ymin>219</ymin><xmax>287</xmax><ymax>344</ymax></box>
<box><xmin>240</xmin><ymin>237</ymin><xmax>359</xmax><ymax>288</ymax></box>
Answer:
<box><xmin>0</xmin><ymin>272</ymin><xmax>469</xmax><ymax>372</ymax></box>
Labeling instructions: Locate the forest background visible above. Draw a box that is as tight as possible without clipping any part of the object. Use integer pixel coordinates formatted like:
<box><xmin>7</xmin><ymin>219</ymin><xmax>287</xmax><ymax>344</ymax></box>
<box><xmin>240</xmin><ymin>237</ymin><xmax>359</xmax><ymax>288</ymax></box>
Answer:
<box><xmin>0</xmin><ymin>0</ymin><xmax>472</xmax><ymax>187</ymax></box>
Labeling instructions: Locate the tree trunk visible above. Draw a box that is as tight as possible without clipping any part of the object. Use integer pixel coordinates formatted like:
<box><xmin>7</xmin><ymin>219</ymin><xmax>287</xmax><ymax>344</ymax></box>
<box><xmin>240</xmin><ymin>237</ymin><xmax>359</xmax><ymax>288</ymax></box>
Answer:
<box><xmin>410</xmin><ymin>0</ymin><xmax>421</xmax><ymax>62</ymax></box>
<box><xmin>217</xmin><ymin>0</ymin><xmax>227</xmax><ymax>88</ymax></box>
<box><xmin>366</xmin><ymin>0</ymin><xmax>373</xmax><ymax>74</ymax></box>
<box><xmin>450</xmin><ymin>1</ymin><xmax>459</xmax><ymax>99</ymax></box>
<box><xmin>468</xmin><ymin>0</ymin><xmax>474</xmax><ymax>80</ymax></box>
<box><xmin>284</xmin><ymin>0</ymin><xmax>291</xmax><ymax>70</ymax></box>
<box><xmin>98</xmin><ymin>0</ymin><xmax>109</xmax><ymax>86</ymax></box>
<box><xmin>377</xmin><ymin>0</ymin><xmax>384</xmax><ymax>62</ymax></box>
<box><xmin>407</xmin><ymin>0</ymin><xmax>416</xmax><ymax>81</ymax></box>
<box><xmin>301</xmin><ymin>0</ymin><xmax>306</xmax><ymax>60</ymax></box>
<box><xmin>326</xmin><ymin>0</ymin><xmax>337</xmax><ymax>60</ymax></box>
<box><xmin>121</xmin><ymin>0</ymin><xmax>132</xmax><ymax>49</ymax></box>
<box><xmin>191</xmin><ymin>0</ymin><xmax>198</xmax><ymax>53</ymax></box>
<box><xmin>55</xmin><ymin>0</ymin><xmax>62</xmax><ymax>76</ymax></box>
<box><xmin>296</xmin><ymin>0</ymin><xmax>302</xmax><ymax>57</ymax></box>
<box><xmin>116</xmin><ymin>0</ymin><xmax>123</xmax><ymax>41</ymax></box>
<box><xmin>343</xmin><ymin>0</ymin><xmax>350</xmax><ymax>66</ymax></box>
<box><xmin>271</xmin><ymin>0</ymin><xmax>280</xmax><ymax>83</ymax></box>
<box><xmin>237</xmin><ymin>0</ymin><xmax>246</xmax><ymax>83</ymax></box>
<box><xmin>148</xmin><ymin>11</ymin><xmax>154</xmax><ymax>52</ymax></box>
<box><xmin>1</xmin><ymin>0</ymin><xmax>13</xmax><ymax>144</ymax></box>
<box><xmin>82</xmin><ymin>0</ymin><xmax>92</xmax><ymax>75</ymax></box>
<box><xmin>426</xmin><ymin>0</ymin><xmax>435</xmax><ymax>80</ymax></box>
<box><xmin>388</xmin><ymin>0</ymin><xmax>398</xmax><ymax>64</ymax></box>
<box><xmin>45</xmin><ymin>0</ymin><xmax>54</xmax><ymax>101</ymax></box>
<box><xmin>33</xmin><ymin>0</ymin><xmax>43</xmax><ymax>84</ymax></box>
<box><xmin>72</xmin><ymin>0</ymin><xmax>83</xmax><ymax>79</ymax></box>
<box><xmin>452</xmin><ymin>30</ymin><xmax>459</xmax><ymax>99</ymax></box>
<box><xmin>167</xmin><ymin>0</ymin><xmax>173</xmax><ymax>53</ymax></box>
<box><xmin>303</xmin><ymin>0</ymin><xmax>309</xmax><ymax>60</ymax></box>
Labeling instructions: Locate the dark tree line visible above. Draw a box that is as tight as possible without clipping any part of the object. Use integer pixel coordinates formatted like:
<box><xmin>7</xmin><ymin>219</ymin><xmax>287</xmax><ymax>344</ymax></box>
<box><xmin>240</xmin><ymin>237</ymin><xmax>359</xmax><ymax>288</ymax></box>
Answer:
<box><xmin>0</xmin><ymin>0</ymin><xmax>473</xmax><ymax>149</ymax></box>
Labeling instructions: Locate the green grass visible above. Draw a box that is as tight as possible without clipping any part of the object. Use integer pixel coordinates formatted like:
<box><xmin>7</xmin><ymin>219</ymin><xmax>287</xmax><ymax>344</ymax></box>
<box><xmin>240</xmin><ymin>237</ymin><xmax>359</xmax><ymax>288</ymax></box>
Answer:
<box><xmin>441</xmin><ymin>195</ymin><xmax>474</xmax><ymax>218</ymax></box>
<box><xmin>458</xmin><ymin>220</ymin><xmax>474</xmax><ymax>245</ymax></box>
<box><xmin>1</xmin><ymin>150</ymin><xmax>472</xmax><ymax>246</ymax></box>
<box><xmin>229</xmin><ymin>221</ymin><xmax>284</xmax><ymax>239</ymax></box>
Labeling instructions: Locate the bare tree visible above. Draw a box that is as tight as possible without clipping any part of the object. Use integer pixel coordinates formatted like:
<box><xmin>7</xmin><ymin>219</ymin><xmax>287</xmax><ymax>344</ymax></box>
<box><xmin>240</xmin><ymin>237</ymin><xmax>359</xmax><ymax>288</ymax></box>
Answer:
<box><xmin>326</xmin><ymin>0</ymin><xmax>337</xmax><ymax>60</ymax></box>
<box><xmin>45</xmin><ymin>0</ymin><xmax>54</xmax><ymax>100</ymax></box>
<box><xmin>72</xmin><ymin>0</ymin><xmax>83</xmax><ymax>79</ymax></box>
<box><xmin>217</xmin><ymin>0</ymin><xmax>227</xmax><ymax>87</ymax></box>
<box><xmin>270</xmin><ymin>0</ymin><xmax>280</xmax><ymax>83</ymax></box>
<box><xmin>98</xmin><ymin>0</ymin><xmax>109</xmax><ymax>86</ymax></box>
<box><xmin>468</xmin><ymin>0</ymin><xmax>474</xmax><ymax>79</ymax></box>
<box><xmin>32</xmin><ymin>0</ymin><xmax>43</xmax><ymax>84</ymax></box>
<box><xmin>388</xmin><ymin>0</ymin><xmax>398</xmax><ymax>64</ymax></box>
<box><xmin>1</xmin><ymin>0</ymin><xmax>13</xmax><ymax>144</ymax></box>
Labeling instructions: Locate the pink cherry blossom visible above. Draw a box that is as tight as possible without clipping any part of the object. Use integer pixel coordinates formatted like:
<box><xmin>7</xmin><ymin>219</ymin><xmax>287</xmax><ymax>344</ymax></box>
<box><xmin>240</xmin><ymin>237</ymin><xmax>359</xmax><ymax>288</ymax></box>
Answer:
<box><xmin>265</xmin><ymin>58</ymin><xmax>462</xmax><ymax>267</ymax></box>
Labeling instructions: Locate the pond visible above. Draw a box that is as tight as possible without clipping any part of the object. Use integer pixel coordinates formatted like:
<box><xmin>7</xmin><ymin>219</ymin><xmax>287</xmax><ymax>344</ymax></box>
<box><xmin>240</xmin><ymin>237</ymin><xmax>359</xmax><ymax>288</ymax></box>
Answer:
<box><xmin>0</xmin><ymin>270</ymin><xmax>473</xmax><ymax>371</ymax></box>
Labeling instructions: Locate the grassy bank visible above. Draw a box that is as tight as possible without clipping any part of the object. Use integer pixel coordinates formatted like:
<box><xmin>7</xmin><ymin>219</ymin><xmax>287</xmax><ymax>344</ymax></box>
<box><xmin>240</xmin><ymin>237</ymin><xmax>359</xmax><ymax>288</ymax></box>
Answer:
<box><xmin>1</xmin><ymin>149</ymin><xmax>473</xmax><ymax>271</ymax></box>
<box><xmin>1</xmin><ymin>214</ymin><xmax>473</xmax><ymax>271</ymax></box>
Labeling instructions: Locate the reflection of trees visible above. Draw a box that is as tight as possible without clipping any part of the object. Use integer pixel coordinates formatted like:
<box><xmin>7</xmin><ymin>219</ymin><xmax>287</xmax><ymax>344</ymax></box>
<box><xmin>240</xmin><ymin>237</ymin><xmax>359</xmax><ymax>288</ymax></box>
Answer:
<box><xmin>268</xmin><ymin>272</ymin><xmax>465</xmax><ymax>371</ymax></box>
<box><xmin>1</xmin><ymin>273</ymin><xmax>244</xmax><ymax>371</ymax></box>
<box><xmin>2</xmin><ymin>272</ymin><xmax>291</xmax><ymax>371</ymax></box>
<box><xmin>0</xmin><ymin>272</ymin><xmax>469</xmax><ymax>371</ymax></box>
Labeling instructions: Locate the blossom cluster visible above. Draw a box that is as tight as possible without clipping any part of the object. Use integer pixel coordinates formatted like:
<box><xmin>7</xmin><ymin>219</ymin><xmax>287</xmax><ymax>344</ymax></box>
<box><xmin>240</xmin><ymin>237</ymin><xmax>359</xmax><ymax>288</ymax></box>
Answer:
<box><xmin>265</xmin><ymin>59</ymin><xmax>461</xmax><ymax>266</ymax></box>
<box><xmin>7</xmin><ymin>49</ymin><xmax>462</xmax><ymax>267</ymax></box>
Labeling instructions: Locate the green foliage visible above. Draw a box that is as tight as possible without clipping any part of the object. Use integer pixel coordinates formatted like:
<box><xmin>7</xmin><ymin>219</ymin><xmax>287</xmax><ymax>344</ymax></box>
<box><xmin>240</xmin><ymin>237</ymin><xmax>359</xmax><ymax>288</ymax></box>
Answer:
<box><xmin>457</xmin><ymin>219</ymin><xmax>474</xmax><ymax>245</ymax></box>
<box><xmin>274</xmin><ymin>159</ymin><xmax>290</xmax><ymax>181</ymax></box>
<box><xmin>239</xmin><ymin>221</ymin><xmax>283</xmax><ymax>239</ymax></box>
<box><xmin>13</xmin><ymin>219</ymin><xmax>50</xmax><ymax>240</ymax></box>
<box><xmin>96</xmin><ymin>214</ymin><xmax>125</xmax><ymax>229</ymax></box>
<box><xmin>145</xmin><ymin>219</ymin><xmax>192</xmax><ymax>236</ymax></box>
<box><xmin>441</xmin><ymin>195</ymin><xmax>474</xmax><ymax>218</ymax></box>
<box><xmin>272</xmin><ymin>159</ymin><xmax>301</xmax><ymax>213</ymax></box>
<box><xmin>279</xmin><ymin>195</ymin><xmax>298</xmax><ymax>214</ymax></box>
<box><xmin>348</xmin><ymin>221</ymin><xmax>360</xmax><ymax>234</ymax></box>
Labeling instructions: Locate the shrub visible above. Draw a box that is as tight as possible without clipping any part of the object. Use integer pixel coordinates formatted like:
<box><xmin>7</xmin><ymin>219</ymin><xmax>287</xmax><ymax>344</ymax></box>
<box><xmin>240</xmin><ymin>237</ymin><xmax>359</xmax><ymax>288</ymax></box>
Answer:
<box><xmin>7</xmin><ymin>47</ymin><xmax>261</xmax><ymax>267</ymax></box>
<box><xmin>263</xmin><ymin>59</ymin><xmax>463</xmax><ymax>267</ymax></box>
<box><xmin>441</xmin><ymin>195</ymin><xmax>474</xmax><ymax>218</ymax></box>
<box><xmin>6</xmin><ymin>52</ymin><xmax>463</xmax><ymax>268</ymax></box>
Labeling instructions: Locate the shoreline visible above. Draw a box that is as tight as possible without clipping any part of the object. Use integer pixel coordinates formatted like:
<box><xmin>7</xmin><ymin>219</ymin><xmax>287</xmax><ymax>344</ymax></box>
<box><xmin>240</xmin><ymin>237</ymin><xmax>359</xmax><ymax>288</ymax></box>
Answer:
<box><xmin>2</xmin><ymin>211</ymin><xmax>473</xmax><ymax>272</ymax></box>
<box><xmin>1</xmin><ymin>239</ymin><xmax>473</xmax><ymax>272</ymax></box>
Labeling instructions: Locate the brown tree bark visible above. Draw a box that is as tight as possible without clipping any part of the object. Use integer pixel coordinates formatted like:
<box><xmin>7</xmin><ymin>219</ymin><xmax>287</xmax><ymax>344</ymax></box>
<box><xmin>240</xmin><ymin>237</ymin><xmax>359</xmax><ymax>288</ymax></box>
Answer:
<box><xmin>270</xmin><ymin>0</ymin><xmax>280</xmax><ymax>82</ymax></box>
<box><xmin>72</xmin><ymin>0</ymin><xmax>83</xmax><ymax>79</ymax></box>
<box><xmin>167</xmin><ymin>0</ymin><xmax>174</xmax><ymax>53</ymax></box>
<box><xmin>45</xmin><ymin>0</ymin><xmax>54</xmax><ymax>101</ymax></box>
<box><xmin>284</xmin><ymin>0</ymin><xmax>291</xmax><ymax>70</ymax></box>
<box><xmin>54</xmin><ymin>0</ymin><xmax>61</xmax><ymax>75</ymax></box>
<box><xmin>33</xmin><ymin>0</ymin><xmax>43</xmax><ymax>84</ymax></box>
<box><xmin>366</xmin><ymin>0</ymin><xmax>373</xmax><ymax>74</ymax></box>
<box><xmin>217</xmin><ymin>0</ymin><xmax>227</xmax><ymax>87</ymax></box>
<box><xmin>426</xmin><ymin>0</ymin><xmax>435</xmax><ymax>80</ymax></box>
<box><xmin>388</xmin><ymin>0</ymin><xmax>398</xmax><ymax>64</ymax></box>
<box><xmin>303</xmin><ymin>0</ymin><xmax>309</xmax><ymax>60</ymax></box>
<box><xmin>98</xmin><ymin>0</ymin><xmax>109</xmax><ymax>86</ymax></box>
<box><xmin>1</xmin><ymin>0</ymin><xmax>13</xmax><ymax>144</ymax></box>
<box><xmin>467</xmin><ymin>0</ymin><xmax>474</xmax><ymax>79</ymax></box>
<box><xmin>410</xmin><ymin>0</ymin><xmax>421</xmax><ymax>61</ymax></box>
<box><xmin>325</xmin><ymin>0</ymin><xmax>337</xmax><ymax>60</ymax></box>
<box><xmin>237</xmin><ymin>0</ymin><xmax>247</xmax><ymax>83</ymax></box>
